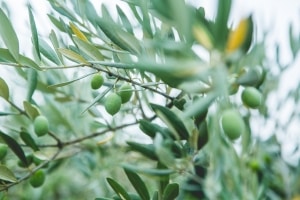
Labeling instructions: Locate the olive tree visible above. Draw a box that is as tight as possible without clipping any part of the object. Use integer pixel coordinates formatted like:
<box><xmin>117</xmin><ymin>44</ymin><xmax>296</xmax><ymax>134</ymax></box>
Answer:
<box><xmin>0</xmin><ymin>0</ymin><xmax>300</xmax><ymax>199</ymax></box>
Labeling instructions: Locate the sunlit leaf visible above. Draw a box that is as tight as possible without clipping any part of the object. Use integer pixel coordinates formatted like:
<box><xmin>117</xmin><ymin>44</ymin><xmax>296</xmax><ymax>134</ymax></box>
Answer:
<box><xmin>23</xmin><ymin>101</ymin><xmax>40</xmax><ymax>120</ymax></box>
<box><xmin>70</xmin><ymin>22</ymin><xmax>88</xmax><ymax>42</ymax></box>
<box><xmin>0</xmin><ymin>131</ymin><xmax>28</xmax><ymax>167</ymax></box>
<box><xmin>0</xmin><ymin>165</ymin><xmax>17</xmax><ymax>182</ymax></box>
<box><xmin>0</xmin><ymin>77</ymin><xmax>9</xmax><ymax>100</ymax></box>
<box><xmin>58</xmin><ymin>48</ymin><xmax>89</xmax><ymax>64</ymax></box>
<box><xmin>0</xmin><ymin>8</ymin><xmax>19</xmax><ymax>61</ymax></box>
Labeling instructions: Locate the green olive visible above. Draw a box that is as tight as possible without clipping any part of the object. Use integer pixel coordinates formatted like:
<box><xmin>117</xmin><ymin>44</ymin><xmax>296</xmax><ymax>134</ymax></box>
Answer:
<box><xmin>0</xmin><ymin>144</ymin><xmax>8</xmax><ymax>160</ymax></box>
<box><xmin>91</xmin><ymin>74</ymin><xmax>104</xmax><ymax>90</ymax></box>
<box><xmin>221</xmin><ymin>109</ymin><xmax>245</xmax><ymax>140</ymax></box>
<box><xmin>118</xmin><ymin>84</ymin><xmax>133</xmax><ymax>103</ymax></box>
<box><xmin>104</xmin><ymin>93</ymin><xmax>122</xmax><ymax>115</ymax></box>
<box><xmin>29</xmin><ymin>170</ymin><xmax>46</xmax><ymax>188</ymax></box>
<box><xmin>34</xmin><ymin>116</ymin><xmax>49</xmax><ymax>137</ymax></box>
<box><xmin>241</xmin><ymin>87</ymin><xmax>262</xmax><ymax>108</ymax></box>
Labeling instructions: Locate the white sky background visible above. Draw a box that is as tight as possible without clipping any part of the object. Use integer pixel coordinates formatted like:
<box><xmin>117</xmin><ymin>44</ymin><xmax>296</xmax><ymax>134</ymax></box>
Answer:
<box><xmin>0</xmin><ymin>0</ymin><xmax>300</xmax><ymax>163</ymax></box>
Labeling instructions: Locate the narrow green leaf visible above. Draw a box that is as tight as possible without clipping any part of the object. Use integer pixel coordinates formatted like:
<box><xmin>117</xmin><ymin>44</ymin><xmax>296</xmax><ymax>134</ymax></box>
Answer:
<box><xmin>0</xmin><ymin>77</ymin><xmax>9</xmax><ymax>100</ymax></box>
<box><xmin>28</xmin><ymin>7</ymin><xmax>40</xmax><ymax>60</ymax></box>
<box><xmin>19</xmin><ymin>55</ymin><xmax>42</xmax><ymax>70</ymax></box>
<box><xmin>49</xmin><ymin>1</ymin><xmax>77</xmax><ymax>21</ymax></box>
<box><xmin>162</xmin><ymin>183</ymin><xmax>179</xmax><ymax>200</ymax></box>
<box><xmin>48</xmin><ymin>14</ymin><xmax>66</xmax><ymax>32</ymax></box>
<box><xmin>97</xmin><ymin>18</ymin><xmax>142</xmax><ymax>54</ymax></box>
<box><xmin>0</xmin><ymin>131</ymin><xmax>28</xmax><ymax>167</ymax></box>
<box><xmin>20</xmin><ymin>131</ymin><xmax>39</xmax><ymax>151</ymax></box>
<box><xmin>49</xmin><ymin>30</ymin><xmax>64</xmax><ymax>64</ymax></box>
<box><xmin>106</xmin><ymin>178</ymin><xmax>131</xmax><ymax>200</ymax></box>
<box><xmin>152</xmin><ymin>191</ymin><xmax>159</xmax><ymax>200</ymax></box>
<box><xmin>124</xmin><ymin>169</ymin><xmax>150</xmax><ymax>200</ymax></box>
<box><xmin>150</xmin><ymin>104</ymin><xmax>189</xmax><ymax>140</ymax></box>
<box><xmin>95</xmin><ymin>198</ymin><xmax>114</xmax><ymax>200</ymax></box>
<box><xmin>213</xmin><ymin>0</ymin><xmax>232</xmax><ymax>49</ymax></box>
<box><xmin>39</xmin><ymin>39</ymin><xmax>61</xmax><ymax>65</ymax></box>
<box><xmin>73</xmin><ymin>37</ymin><xmax>104</xmax><ymax>61</ymax></box>
<box><xmin>127</xmin><ymin>141</ymin><xmax>157</xmax><ymax>160</ymax></box>
<box><xmin>122</xmin><ymin>164</ymin><xmax>174</xmax><ymax>176</ymax></box>
<box><xmin>116</xmin><ymin>5</ymin><xmax>134</xmax><ymax>34</ymax></box>
<box><xmin>0</xmin><ymin>8</ymin><xmax>19</xmax><ymax>61</ymax></box>
<box><xmin>0</xmin><ymin>112</ymin><xmax>19</xmax><ymax>116</ymax></box>
<box><xmin>0</xmin><ymin>165</ymin><xmax>17</xmax><ymax>182</ymax></box>
<box><xmin>23</xmin><ymin>101</ymin><xmax>40</xmax><ymax>120</ymax></box>
<box><xmin>183</xmin><ymin>92</ymin><xmax>217</xmax><ymax>118</ymax></box>
<box><xmin>48</xmin><ymin>72</ymin><xmax>94</xmax><ymax>88</ymax></box>
<box><xmin>26</xmin><ymin>69</ymin><xmax>38</xmax><ymax>102</ymax></box>
<box><xmin>0</xmin><ymin>48</ymin><xmax>16</xmax><ymax>62</ymax></box>
<box><xmin>154</xmin><ymin>135</ymin><xmax>175</xmax><ymax>167</ymax></box>
<box><xmin>81</xmin><ymin>87</ymin><xmax>111</xmax><ymax>114</ymax></box>
<box><xmin>58</xmin><ymin>48</ymin><xmax>89</xmax><ymax>64</ymax></box>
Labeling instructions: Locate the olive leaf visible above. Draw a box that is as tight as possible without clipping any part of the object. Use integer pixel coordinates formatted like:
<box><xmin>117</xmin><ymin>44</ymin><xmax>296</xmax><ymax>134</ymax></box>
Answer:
<box><xmin>0</xmin><ymin>77</ymin><xmax>9</xmax><ymax>101</ymax></box>
<box><xmin>0</xmin><ymin>165</ymin><xmax>17</xmax><ymax>183</ymax></box>
<box><xmin>0</xmin><ymin>8</ymin><xmax>19</xmax><ymax>61</ymax></box>
<box><xmin>0</xmin><ymin>131</ymin><xmax>28</xmax><ymax>167</ymax></box>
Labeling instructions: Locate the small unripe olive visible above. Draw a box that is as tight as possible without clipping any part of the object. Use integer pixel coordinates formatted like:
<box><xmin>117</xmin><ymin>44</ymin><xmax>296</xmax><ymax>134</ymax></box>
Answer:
<box><xmin>241</xmin><ymin>87</ymin><xmax>262</xmax><ymax>108</ymax></box>
<box><xmin>34</xmin><ymin>116</ymin><xmax>49</xmax><ymax>137</ymax></box>
<box><xmin>0</xmin><ymin>144</ymin><xmax>8</xmax><ymax>160</ymax></box>
<box><xmin>91</xmin><ymin>74</ymin><xmax>104</xmax><ymax>90</ymax></box>
<box><xmin>29</xmin><ymin>170</ymin><xmax>46</xmax><ymax>188</ymax></box>
<box><xmin>221</xmin><ymin>109</ymin><xmax>245</xmax><ymax>140</ymax></box>
<box><xmin>117</xmin><ymin>84</ymin><xmax>133</xmax><ymax>103</ymax></box>
<box><xmin>104</xmin><ymin>93</ymin><xmax>122</xmax><ymax>115</ymax></box>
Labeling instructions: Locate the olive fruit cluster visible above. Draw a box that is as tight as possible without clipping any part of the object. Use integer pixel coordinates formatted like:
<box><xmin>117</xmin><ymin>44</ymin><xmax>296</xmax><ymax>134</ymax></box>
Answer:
<box><xmin>33</xmin><ymin>115</ymin><xmax>49</xmax><ymax>137</ymax></box>
<box><xmin>29</xmin><ymin>169</ymin><xmax>46</xmax><ymax>188</ymax></box>
<box><xmin>221</xmin><ymin>109</ymin><xmax>245</xmax><ymax>140</ymax></box>
<box><xmin>104</xmin><ymin>84</ymin><xmax>133</xmax><ymax>116</ymax></box>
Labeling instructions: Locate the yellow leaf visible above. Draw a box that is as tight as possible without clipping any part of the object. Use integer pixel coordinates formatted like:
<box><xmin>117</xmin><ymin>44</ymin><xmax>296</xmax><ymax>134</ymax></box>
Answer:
<box><xmin>69</xmin><ymin>22</ymin><xmax>88</xmax><ymax>42</ymax></box>
<box><xmin>193</xmin><ymin>25</ymin><xmax>213</xmax><ymax>50</ymax></box>
<box><xmin>226</xmin><ymin>18</ymin><xmax>249</xmax><ymax>53</ymax></box>
<box><xmin>97</xmin><ymin>133</ymin><xmax>114</xmax><ymax>145</ymax></box>
<box><xmin>58</xmin><ymin>48</ymin><xmax>89</xmax><ymax>64</ymax></box>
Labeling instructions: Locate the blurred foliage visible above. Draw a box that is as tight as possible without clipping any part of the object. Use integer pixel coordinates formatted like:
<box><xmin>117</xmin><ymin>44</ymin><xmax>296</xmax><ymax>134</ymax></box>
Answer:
<box><xmin>0</xmin><ymin>0</ymin><xmax>299</xmax><ymax>199</ymax></box>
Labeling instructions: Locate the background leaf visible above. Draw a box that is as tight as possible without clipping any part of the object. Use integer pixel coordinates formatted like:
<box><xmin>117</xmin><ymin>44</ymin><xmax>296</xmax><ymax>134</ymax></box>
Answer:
<box><xmin>0</xmin><ymin>77</ymin><xmax>9</xmax><ymax>101</ymax></box>
<box><xmin>0</xmin><ymin>8</ymin><xmax>19</xmax><ymax>61</ymax></box>
<box><xmin>106</xmin><ymin>178</ymin><xmax>131</xmax><ymax>200</ymax></box>
<box><xmin>0</xmin><ymin>165</ymin><xmax>17</xmax><ymax>183</ymax></box>
<box><xmin>162</xmin><ymin>183</ymin><xmax>179</xmax><ymax>200</ymax></box>
<box><xmin>0</xmin><ymin>131</ymin><xmax>28</xmax><ymax>167</ymax></box>
<box><xmin>124</xmin><ymin>168</ymin><xmax>150</xmax><ymax>200</ymax></box>
<box><xmin>28</xmin><ymin>7</ymin><xmax>40</xmax><ymax>60</ymax></box>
